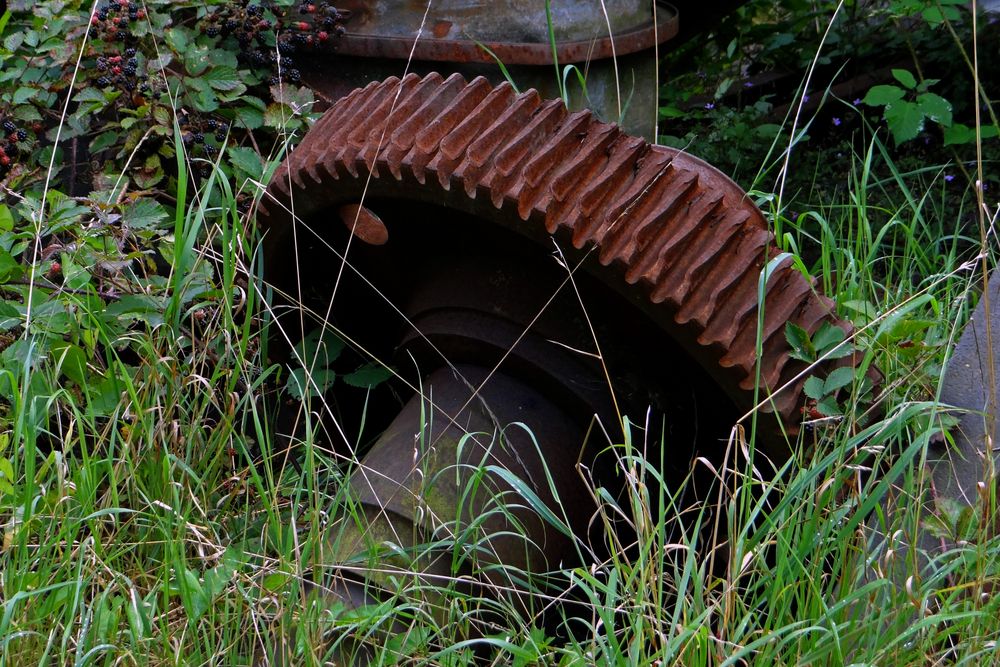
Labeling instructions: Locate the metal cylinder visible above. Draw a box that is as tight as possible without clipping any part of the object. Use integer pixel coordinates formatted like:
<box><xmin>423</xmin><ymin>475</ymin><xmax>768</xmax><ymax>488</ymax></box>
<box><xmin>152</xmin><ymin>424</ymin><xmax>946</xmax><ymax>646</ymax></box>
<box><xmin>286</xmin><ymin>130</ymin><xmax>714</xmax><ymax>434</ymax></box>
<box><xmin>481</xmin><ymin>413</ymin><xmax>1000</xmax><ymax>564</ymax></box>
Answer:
<box><xmin>327</xmin><ymin>364</ymin><xmax>592</xmax><ymax>608</ymax></box>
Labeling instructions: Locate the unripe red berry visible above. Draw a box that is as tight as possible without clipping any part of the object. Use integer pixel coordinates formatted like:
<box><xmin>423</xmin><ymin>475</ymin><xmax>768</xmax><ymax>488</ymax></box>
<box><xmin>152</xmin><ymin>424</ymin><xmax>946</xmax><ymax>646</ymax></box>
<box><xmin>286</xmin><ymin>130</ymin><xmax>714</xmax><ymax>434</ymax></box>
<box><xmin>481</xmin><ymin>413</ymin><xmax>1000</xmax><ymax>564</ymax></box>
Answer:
<box><xmin>318</xmin><ymin>30</ymin><xmax>328</xmax><ymax>41</ymax></box>
<box><xmin>49</xmin><ymin>261</ymin><xmax>61</xmax><ymax>275</ymax></box>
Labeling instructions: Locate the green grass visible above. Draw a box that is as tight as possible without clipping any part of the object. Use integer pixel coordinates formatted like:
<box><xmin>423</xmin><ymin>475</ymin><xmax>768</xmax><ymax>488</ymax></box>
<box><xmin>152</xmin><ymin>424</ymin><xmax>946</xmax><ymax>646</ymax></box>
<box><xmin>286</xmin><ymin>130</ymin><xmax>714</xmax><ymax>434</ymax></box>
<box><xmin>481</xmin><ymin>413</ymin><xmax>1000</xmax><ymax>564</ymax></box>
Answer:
<box><xmin>2</xmin><ymin>3</ymin><xmax>1000</xmax><ymax>667</ymax></box>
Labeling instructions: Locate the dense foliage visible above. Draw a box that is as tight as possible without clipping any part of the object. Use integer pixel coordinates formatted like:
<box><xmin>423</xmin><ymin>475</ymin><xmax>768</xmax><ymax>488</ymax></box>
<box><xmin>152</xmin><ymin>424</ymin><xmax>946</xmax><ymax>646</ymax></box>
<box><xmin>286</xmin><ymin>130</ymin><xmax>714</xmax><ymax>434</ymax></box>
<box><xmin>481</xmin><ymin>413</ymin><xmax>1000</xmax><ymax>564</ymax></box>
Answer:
<box><xmin>0</xmin><ymin>0</ymin><xmax>997</xmax><ymax>664</ymax></box>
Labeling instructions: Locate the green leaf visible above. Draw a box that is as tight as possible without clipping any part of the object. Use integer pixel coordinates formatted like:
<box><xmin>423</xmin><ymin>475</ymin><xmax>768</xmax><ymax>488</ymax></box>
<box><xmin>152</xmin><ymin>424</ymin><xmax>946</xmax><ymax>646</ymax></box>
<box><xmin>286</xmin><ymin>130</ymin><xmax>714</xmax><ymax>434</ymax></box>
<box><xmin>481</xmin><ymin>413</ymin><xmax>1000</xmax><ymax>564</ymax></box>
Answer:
<box><xmin>943</xmin><ymin>122</ymin><xmax>975</xmax><ymax>146</ymax></box>
<box><xmin>90</xmin><ymin>130</ymin><xmax>119</xmax><ymax>154</ymax></box>
<box><xmin>12</xmin><ymin>86</ymin><xmax>34</xmax><ymax>104</ymax></box>
<box><xmin>0</xmin><ymin>204</ymin><xmax>13</xmax><ymax>232</ymax></box>
<box><xmin>343</xmin><ymin>364</ymin><xmax>392</xmax><ymax>389</ymax></box>
<box><xmin>204</xmin><ymin>65</ymin><xmax>241</xmax><ymax>92</ymax></box>
<box><xmin>816</xmin><ymin>395</ymin><xmax>841</xmax><ymax>417</ymax></box>
<box><xmin>123</xmin><ymin>198</ymin><xmax>169</xmax><ymax>231</ymax></box>
<box><xmin>863</xmin><ymin>85</ymin><xmax>905</xmax><ymax>107</ymax></box>
<box><xmin>811</xmin><ymin>322</ymin><xmax>846</xmax><ymax>355</ymax></box>
<box><xmin>294</xmin><ymin>328</ymin><xmax>345</xmax><ymax>368</ymax></box>
<box><xmin>227</xmin><ymin>147</ymin><xmax>264</xmax><ymax>181</ymax></box>
<box><xmin>263</xmin><ymin>103</ymin><xmax>294</xmax><ymax>128</ymax></box>
<box><xmin>285</xmin><ymin>367</ymin><xmax>336</xmax><ymax>401</ymax></box>
<box><xmin>0</xmin><ymin>246</ymin><xmax>22</xmax><ymax>282</ymax></box>
<box><xmin>50</xmin><ymin>341</ymin><xmax>88</xmax><ymax>386</ymax></box>
<box><xmin>803</xmin><ymin>376</ymin><xmax>826</xmax><ymax>400</ymax></box>
<box><xmin>233</xmin><ymin>105</ymin><xmax>263</xmax><ymax>130</ymax></box>
<box><xmin>916</xmin><ymin>92</ymin><xmax>952</xmax><ymax>127</ymax></box>
<box><xmin>785</xmin><ymin>322</ymin><xmax>814</xmax><ymax>361</ymax></box>
<box><xmin>891</xmin><ymin>68</ymin><xmax>917</xmax><ymax>90</ymax></box>
<box><xmin>884</xmin><ymin>101</ymin><xmax>925</xmax><ymax>143</ymax></box>
<box><xmin>822</xmin><ymin>366</ymin><xmax>855</xmax><ymax>395</ymax></box>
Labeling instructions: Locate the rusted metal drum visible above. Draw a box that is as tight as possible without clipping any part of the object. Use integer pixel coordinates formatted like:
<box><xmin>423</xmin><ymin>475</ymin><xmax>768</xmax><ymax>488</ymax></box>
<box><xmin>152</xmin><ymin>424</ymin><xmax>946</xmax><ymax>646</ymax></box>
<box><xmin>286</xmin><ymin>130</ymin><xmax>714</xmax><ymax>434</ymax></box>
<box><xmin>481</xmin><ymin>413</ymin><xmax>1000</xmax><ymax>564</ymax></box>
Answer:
<box><xmin>300</xmin><ymin>0</ymin><xmax>678</xmax><ymax>139</ymax></box>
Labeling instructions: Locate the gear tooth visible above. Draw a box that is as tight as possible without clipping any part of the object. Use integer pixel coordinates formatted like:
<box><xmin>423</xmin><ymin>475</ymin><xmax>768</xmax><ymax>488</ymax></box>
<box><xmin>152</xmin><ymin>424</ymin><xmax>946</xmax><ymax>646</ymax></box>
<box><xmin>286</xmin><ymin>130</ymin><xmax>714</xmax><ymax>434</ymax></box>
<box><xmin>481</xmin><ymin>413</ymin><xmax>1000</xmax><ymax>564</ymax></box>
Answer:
<box><xmin>673</xmin><ymin>210</ymin><xmax>761</xmax><ymax>326</ymax></box>
<box><xmin>513</xmin><ymin>111</ymin><xmax>594</xmax><ymax>219</ymax></box>
<box><xmin>485</xmin><ymin>99</ymin><xmax>566</xmax><ymax>209</ymax></box>
<box><xmin>438</xmin><ymin>83</ymin><xmax>517</xmax><ymax>161</ymax></box>
<box><xmin>569</xmin><ymin>136</ymin><xmax>646</xmax><ymax>247</ymax></box>
<box><xmin>453</xmin><ymin>90</ymin><xmax>541</xmax><ymax>199</ymax></box>
<box><xmin>634</xmin><ymin>193</ymin><xmax>727</xmax><ymax>299</ymax></box>
<box><xmin>407</xmin><ymin>77</ymin><xmax>492</xmax><ymax>182</ymax></box>
<box><xmin>542</xmin><ymin>124</ymin><xmax>621</xmax><ymax>238</ymax></box>
<box><xmin>719</xmin><ymin>261</ymin><xmax>805</xmax><ymax>380</ymax></box>
<box><xmin>698</xmin><ymin>265</ymin><xmax>762</xmax><ymax>349</ymax></box>
<box><xmin>386</xmin><ymin>73</ymin><xmax>465</xmax><ymax>179</ymax></box>
<box><xmin>598</xmin><ymin>168</ymin><xmax>693</xmax><ymax>266</ymax></box>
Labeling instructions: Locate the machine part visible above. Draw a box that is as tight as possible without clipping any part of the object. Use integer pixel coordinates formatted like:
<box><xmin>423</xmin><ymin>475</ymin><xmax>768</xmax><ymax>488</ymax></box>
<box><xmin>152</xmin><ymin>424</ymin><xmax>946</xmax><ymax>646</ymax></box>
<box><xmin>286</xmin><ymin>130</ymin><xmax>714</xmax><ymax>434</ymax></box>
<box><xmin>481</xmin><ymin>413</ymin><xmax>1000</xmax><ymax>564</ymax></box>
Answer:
<box><xmin>260</xmin><ymin>73</ymin><xmax>858</xmax><ymax>443</ymax></box>
<box><xmin>299</xmin><ymin>2</ymin><xmax>677</xmax><ymax>140</ymax></box>
<box><xmin>328</xmin><ymin>0</ymin><xmax>677</xmax><ymax>64</ymax></box>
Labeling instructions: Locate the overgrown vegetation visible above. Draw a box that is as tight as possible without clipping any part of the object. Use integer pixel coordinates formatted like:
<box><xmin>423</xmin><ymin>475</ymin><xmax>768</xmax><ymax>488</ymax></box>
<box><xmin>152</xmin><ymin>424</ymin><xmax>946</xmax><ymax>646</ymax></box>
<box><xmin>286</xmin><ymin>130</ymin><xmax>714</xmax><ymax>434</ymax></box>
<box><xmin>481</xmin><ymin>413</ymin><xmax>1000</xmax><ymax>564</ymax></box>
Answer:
<box><xmin>1</xmin><ymin>0</ymin><xmax>998</xmax><ymax>664</ymax></box>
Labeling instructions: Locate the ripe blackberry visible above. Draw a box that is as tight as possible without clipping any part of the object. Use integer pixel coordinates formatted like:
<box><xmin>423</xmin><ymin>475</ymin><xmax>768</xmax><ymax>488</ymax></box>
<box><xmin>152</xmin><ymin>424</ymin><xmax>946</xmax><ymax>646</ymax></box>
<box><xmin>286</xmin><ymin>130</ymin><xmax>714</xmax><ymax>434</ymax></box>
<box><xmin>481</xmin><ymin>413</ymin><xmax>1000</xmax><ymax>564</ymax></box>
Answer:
<box><xmin>205</xmin><ymin>27</ymin><xmax>220</xmax><ymax>37</ymax></box>
<box><xmin>193</xmin><ymin>133</ymin><xmax>205</xmax><ymax>144</ymax></box>
<box><xmin>16</xmin><ymin>129</ymin><xmax>27</xmax><ymax>141</ymax></box>
<box><xmin>125</xmin><ymin>47</ymin><xmax>136</xmax><ymax>57</ymax></box>
<box><xmin>215</xmin><ymin>131</ymin><xmax>226</xmax><ymax>142</ymax></box>
<box><xmin>206</xmin><ymin>119</ymin><xmax>217</xmax><ymax>130</ymax></box>
<box><xmin>2</xmin><ymin>121</ymin><xmax>15</xmax><ymax>133</ymax></box>
<box><xmin>287</xmin><ymin>68</ymin><xmax>301</xmax><ymax>82</ymax></box>
<box><xmin>127</xmin><ymin>57</ymin><xmax>138</xmax><ymax>67</ymax></box>
<box><xmin>97</xmin><ymin>76</ymin><xmax>111</xmax><ymax>87</ymax></box>
<box><xmin>97</xmin><ymin>57</ymin><xmax>108</xmax><ymax>70</ymax></box>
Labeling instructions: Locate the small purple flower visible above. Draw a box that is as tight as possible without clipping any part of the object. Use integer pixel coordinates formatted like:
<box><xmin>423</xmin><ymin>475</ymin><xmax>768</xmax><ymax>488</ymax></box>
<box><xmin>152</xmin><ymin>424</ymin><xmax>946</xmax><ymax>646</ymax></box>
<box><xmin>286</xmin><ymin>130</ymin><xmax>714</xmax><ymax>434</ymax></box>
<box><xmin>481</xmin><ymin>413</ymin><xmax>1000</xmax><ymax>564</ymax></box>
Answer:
<box><xmin>945</xmin><ymin>174</ymin><xmax>955</xmax><ymax>183</ymax></box>
<box><xmin>853</xmin><ymin>98</ymin><xmax>862</xmax><ymax>105</ymax></box>
<box><xmin>984</xmin><ymin>182</ymin><xmax>990</xmax><ymax>191</ymax></box>
<box><xmin>803</xmin><ymin>94</ymin><xmax>810</xmax><ymax>103</ymax></box>
<box><xmin>743</xmin><ymin>81</ymin><xmax>754</xmax><ymax>89</ymax></box>
<box><xmin>832</xmin><ymin>117</ymin><xmax>841</xmax><ymax>127</ymax></box>
<box><xmin>704</xmin><ymin>102</ymin><xmax>715</xmax><ymax>110</ymax></box>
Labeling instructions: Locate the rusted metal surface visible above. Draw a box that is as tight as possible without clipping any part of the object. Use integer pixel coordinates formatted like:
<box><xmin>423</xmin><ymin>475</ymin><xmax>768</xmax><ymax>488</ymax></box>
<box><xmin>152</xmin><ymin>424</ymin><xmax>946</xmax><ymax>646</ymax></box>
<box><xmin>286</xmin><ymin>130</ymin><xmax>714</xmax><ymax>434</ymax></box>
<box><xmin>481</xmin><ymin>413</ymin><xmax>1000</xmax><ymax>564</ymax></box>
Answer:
<box><xmin>260</xmin><ymin>73</ymin><xmax>859</xmax><ymax>431</ymax></box>
<box><xmin>328</xmin><ymin>1</ymin><xmax>678</xmax><ymax>65</ymax></box>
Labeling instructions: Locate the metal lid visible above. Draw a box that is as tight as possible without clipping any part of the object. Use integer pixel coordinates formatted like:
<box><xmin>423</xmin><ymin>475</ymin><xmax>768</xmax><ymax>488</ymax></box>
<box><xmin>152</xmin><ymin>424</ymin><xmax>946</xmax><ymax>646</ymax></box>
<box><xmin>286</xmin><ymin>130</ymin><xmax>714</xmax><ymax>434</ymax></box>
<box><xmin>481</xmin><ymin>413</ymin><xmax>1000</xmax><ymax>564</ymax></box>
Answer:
<box><xmin>331</xmin><ymin>0</ymin><xmax>678</xmax><ymax>64</ymax></box>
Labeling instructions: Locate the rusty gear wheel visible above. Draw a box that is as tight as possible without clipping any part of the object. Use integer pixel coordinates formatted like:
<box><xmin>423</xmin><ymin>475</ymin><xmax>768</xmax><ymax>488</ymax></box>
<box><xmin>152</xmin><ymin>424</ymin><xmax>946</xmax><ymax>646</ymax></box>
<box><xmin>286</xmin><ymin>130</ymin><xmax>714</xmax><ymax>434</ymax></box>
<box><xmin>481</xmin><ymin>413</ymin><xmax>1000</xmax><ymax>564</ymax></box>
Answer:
<box><xmin>260</xmin><ymin>72</ymin><xmax>856</xmax><ymax>441</ymax></box>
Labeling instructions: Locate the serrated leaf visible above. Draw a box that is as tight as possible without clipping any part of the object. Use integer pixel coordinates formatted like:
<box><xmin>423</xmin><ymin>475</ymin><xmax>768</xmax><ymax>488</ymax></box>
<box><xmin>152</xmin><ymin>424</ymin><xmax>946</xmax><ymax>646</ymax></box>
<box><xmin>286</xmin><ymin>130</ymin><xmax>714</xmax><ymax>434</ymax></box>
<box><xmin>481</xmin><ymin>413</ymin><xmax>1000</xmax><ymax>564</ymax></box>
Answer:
<box><xmin>233</xmin><ymin>106</ymin><xmax>263</xmax><ymax>130</ymax></box>
<box><xmin>863</xmin><ymin>85</ymin><xmax>905</xmax><ymax>107</ymax></box>
<box><xmin>785</xmin><ymin>322</ymin><xmax>814</xmax><ymax>361</ymax></box>
<box><xmin>90</xmin><ymin>130</ymin><xmax>119</xmax><ymax>154</ymax></box>
<box><xmin>263</xmin><ymin>103</ymin><xmax>294</xmax><ymax>128</ymax></box>
<box><xmin>294</xmin><ymin>328</ymin><xmax>345</xmax><ymax>368</ymax></box>
<box><xmin>124</xmin><ymin>198</ymin><xmax>169</xmax><ymax>231</ymax></box>
<box><xmin>891</xmin><ymin>68</ymin><xmax>917</xmax><ymax>90</ymax></box>
<box><xmin>917</xmin><ymin>92</ymin><xmax>952</xmax><ymax>127</ymax></box>
<box><xmin>822</xmin><ymin>366</ymin><xmax>855</xmax><ymax>395</ymax></box>
<box><xmin>12</xmin><ymin>86</ymin><xmax>35</xmax><ymax>104</ymax></box>
<box><xmin>285</xmin><ymin>367</ymin><xmax>336</xmax><ymax>401</ymax></box>
<box><xmin>205</xmin><ymin>65</ymin><xmax>241</xmax><ymax>92</ymax></box>
<box><xmin>343</xmin><ymin>364</ymin><xmax>392</xmax><ymax>388</ymax></box>
<box><xmin>884</xmin><ymin>101</ymin><xmax>925</xmax><ymax>143</ymax></box>
<box><xmin>803</xmin><ymin>376</ymin><xmax>826</xmax><ymax>400</ymax></box>
<box><xmin>816</xmin><ymin>395</ymin><xmax>841</xmax><ymax>417</ymax></box>
<box><xmin>227</xmin><ymin>147</ymin><xmax>263</xmax><ymax>181</ymax></box>
<box><xmin>811</xmin><ymin>322</ymin><xmax>846</xmax><ymax>354</ymax></box>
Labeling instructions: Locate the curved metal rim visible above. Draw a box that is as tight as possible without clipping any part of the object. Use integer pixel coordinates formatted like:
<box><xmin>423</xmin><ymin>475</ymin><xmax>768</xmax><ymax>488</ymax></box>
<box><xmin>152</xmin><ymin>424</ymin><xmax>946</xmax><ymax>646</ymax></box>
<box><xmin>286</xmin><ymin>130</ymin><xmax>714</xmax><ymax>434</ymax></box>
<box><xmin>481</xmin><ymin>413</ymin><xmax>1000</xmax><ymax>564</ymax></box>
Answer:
<box><xmin>332</xmin><ymin>1</ymin><xmax>679</xmax><ymax>65</ymax></box>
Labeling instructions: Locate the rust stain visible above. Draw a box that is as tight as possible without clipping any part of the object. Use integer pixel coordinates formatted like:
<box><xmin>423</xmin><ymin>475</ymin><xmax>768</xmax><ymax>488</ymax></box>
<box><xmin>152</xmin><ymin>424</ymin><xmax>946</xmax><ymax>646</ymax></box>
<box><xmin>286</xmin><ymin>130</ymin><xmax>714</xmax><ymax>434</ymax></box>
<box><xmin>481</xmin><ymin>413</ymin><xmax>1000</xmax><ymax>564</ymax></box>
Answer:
<box><xmin>339</xmin><ymin>203</ymin><xmax>389</xmax><ymax>245</ymax></box>
<box><xmin>432</xmin><ymin>20</ymin><xmax>453</xmax><ymax>39</ymax></box>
